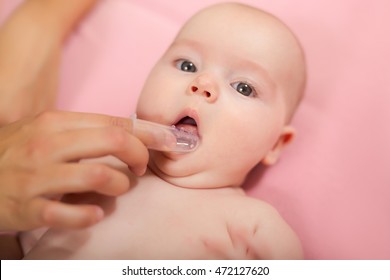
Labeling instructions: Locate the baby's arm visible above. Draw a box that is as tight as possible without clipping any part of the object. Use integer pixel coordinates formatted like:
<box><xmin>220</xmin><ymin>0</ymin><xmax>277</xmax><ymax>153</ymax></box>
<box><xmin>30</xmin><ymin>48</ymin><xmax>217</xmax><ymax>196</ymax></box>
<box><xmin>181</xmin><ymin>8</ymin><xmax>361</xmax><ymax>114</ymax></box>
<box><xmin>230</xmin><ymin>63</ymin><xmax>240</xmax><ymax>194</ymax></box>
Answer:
<box><xmin>249</xmin><ymin>205</ymin><xmax>303</xmax><ymax>259</ymax></box>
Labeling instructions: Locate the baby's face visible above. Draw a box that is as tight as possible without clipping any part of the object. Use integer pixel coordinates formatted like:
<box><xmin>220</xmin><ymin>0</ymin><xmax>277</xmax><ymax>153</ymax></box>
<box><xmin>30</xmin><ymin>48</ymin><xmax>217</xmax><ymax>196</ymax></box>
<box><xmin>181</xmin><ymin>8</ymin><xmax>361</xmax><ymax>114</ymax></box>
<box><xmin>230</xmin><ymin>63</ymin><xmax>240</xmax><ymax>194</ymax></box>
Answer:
<box><xmin>136</xmin><ymin>4</ymin><xmax>304</xmax><ymax>188</ymax></box>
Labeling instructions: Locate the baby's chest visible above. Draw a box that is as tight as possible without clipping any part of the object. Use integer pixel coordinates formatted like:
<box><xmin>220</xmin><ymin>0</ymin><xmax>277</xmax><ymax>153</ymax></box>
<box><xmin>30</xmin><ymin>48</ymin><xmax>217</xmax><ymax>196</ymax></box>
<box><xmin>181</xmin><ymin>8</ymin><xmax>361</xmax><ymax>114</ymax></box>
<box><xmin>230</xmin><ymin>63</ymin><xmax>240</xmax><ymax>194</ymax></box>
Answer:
<box><xmin>91</xmin><ymin>199</ymin><xmax>251</xmax><ymax>259</ymax></box>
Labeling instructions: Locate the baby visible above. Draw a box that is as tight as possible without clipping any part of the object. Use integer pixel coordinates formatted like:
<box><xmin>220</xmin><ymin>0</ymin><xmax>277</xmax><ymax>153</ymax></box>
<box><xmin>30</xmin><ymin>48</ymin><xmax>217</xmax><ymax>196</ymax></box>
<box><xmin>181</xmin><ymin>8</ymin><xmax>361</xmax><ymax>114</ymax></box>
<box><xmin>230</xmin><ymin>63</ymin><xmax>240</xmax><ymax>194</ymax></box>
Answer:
<box><xmin>25</xmin><ymin>2</ymin><xmax>306</xmax><ymax>259</ymax></box>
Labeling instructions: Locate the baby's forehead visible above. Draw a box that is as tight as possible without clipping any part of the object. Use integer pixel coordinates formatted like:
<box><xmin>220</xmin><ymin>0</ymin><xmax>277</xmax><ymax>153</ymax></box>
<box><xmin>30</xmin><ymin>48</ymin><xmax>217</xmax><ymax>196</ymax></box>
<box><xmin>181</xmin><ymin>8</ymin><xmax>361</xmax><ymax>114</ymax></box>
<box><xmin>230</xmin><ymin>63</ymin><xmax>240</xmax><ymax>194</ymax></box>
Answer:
<box><xmin>174</xmin><ymin>4</ymin><xmax>306</xmax><ymax>122</ymax></box>
<box><xmin>176</xmin><ymin>4</ymin><xmax>301</xmax><ymax>64</ymax></box>
<box><xmin>179</xmin><ymin>4</ymin><xmax>287</xmax><ymax>38</ymax></box>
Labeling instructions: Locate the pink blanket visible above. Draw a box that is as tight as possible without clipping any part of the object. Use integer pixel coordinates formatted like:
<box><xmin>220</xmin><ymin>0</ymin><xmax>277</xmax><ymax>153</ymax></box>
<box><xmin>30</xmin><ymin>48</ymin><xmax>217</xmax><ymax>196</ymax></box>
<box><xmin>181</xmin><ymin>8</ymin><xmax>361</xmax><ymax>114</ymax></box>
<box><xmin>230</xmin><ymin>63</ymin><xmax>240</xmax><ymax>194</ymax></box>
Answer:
<box><xmin>2</xmin><ymin>0</ymin><xmax>389</xmax><ymax>259</ymax></box>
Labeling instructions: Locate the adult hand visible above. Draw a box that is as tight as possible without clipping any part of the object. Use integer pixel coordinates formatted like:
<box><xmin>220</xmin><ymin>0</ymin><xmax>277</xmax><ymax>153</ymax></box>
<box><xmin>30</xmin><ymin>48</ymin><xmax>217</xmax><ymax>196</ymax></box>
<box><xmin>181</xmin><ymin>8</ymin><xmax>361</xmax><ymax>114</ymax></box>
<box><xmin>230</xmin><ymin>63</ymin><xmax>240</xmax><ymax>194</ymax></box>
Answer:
<box><xmin>0</xmin><ymin>111</ymin><xmax>149</xmax><ymax>232</ymax></box>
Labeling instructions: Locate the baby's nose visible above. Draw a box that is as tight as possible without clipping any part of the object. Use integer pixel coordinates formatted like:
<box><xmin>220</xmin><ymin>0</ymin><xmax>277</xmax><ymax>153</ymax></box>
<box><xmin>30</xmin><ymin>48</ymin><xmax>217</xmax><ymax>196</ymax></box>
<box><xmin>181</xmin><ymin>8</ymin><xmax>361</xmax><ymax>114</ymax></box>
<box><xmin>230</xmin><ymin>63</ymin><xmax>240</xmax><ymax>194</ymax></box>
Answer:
<box><xmin>188</xmin><ymin>74</ymin><xmax>218</xmax><ymax>103</ymax></box>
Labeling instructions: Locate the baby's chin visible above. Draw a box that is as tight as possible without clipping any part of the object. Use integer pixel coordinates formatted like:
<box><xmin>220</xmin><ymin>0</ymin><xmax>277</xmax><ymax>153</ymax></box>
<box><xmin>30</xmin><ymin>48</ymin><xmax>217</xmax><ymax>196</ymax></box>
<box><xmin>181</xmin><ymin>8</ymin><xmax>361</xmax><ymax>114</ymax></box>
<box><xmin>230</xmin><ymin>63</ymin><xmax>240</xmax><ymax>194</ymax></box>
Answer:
<box><xmin>148</xmin><ymin>152</ymin><xmax>245</xmax><ymax>189</ymax></box>
<box><xmin>147</xmin><ymin>152</ymin><xmax>206</xmax><ymax>189</ymax></box>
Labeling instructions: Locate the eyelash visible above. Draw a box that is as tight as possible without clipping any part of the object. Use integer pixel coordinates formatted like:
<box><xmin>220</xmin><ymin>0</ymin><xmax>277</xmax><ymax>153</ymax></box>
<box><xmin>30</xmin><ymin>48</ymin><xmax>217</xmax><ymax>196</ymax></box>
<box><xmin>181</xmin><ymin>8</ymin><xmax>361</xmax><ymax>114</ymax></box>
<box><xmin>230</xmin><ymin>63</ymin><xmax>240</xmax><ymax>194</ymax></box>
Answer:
<box><xmin>230</xmin><ymin>81</ymin><xmax>258</xmax><ymax>98</ymax></box>
<box><xmin>175</xmin><ymin>59</ymin><xmax>258</xmax><ymax>98</ymax></box>
<box><xmin>175</xmin><ymin>59</ymin><xmax>197</xmax><ymax>72</ymax></box>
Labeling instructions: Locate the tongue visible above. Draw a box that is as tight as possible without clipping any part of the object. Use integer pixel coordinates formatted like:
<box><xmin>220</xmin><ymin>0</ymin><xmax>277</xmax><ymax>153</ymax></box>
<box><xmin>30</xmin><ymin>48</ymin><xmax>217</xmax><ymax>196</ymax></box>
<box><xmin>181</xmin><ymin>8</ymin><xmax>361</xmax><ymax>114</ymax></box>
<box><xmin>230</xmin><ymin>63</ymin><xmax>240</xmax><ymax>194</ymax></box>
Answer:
<box><xmin>175</xmin><ymin>124</ymin><xmax>198</xmax><ymax>135</ymax></box>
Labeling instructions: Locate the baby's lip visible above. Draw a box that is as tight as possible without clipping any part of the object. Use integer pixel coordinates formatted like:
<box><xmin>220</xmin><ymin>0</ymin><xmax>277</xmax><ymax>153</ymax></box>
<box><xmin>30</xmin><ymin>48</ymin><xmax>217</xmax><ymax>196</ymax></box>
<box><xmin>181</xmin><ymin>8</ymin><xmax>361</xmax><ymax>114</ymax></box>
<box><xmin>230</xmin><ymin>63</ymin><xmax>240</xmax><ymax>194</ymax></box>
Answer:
<box><xmin>172</xmin><ymin>109</ymin><xmax>201</xmax><ymax>137</ymax></box>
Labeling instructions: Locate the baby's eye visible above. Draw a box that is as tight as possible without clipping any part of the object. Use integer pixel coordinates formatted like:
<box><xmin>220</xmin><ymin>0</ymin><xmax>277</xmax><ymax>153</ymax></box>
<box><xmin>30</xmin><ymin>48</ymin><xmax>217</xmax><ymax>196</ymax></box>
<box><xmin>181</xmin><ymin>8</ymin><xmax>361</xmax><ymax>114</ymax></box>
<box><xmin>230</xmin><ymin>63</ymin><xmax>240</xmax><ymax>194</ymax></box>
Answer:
<box><xmin>231</xmin><ymin>82</ymin><xmax>256</xmax><ymax>97</ymax></box>
<box><xmin>175</xmin><ymin>59</ymin><xmax>197</xmax><ymax>72</ymax></box>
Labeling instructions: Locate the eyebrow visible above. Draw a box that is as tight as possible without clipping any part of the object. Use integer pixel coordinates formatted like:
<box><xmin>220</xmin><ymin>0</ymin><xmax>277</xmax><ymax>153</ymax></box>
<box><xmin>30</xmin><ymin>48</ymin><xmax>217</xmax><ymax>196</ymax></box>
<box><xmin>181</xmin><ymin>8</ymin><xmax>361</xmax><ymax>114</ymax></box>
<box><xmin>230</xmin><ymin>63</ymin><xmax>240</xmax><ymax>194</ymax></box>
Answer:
<box><xmin>170</xmin><ymin>38</ymin><xmax>276</xmax><ymax>92</ymax></box>
<box><xmin>169</xmin><ymin>39</ymin><xmax>205</xmax><ymax>55</ymax></box>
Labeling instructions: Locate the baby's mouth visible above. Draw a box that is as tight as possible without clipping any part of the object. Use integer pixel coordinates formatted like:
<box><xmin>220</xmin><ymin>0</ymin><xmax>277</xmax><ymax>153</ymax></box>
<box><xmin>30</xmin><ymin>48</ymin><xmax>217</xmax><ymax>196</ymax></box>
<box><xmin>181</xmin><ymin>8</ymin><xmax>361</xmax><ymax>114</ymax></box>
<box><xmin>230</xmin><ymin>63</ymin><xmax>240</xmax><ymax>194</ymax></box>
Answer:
<box><xmin>174</xmin><ymin>116</ymin><xmax>199</xmax><ymax>136</ymax></box>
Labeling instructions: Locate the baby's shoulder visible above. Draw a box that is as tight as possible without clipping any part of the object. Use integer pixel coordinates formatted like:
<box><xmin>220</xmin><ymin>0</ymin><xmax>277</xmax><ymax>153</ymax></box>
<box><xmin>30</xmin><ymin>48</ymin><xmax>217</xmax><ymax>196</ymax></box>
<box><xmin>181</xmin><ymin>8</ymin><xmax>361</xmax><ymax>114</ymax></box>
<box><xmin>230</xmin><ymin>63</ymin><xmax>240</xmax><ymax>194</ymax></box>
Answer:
<box><xmin>221</xmin><ymin>194</ymin><xmax>279</xmax><ymax>220</ymax></box>
<box><xmin>221</xmin><ymin>195</ymin><xmax>303</xmax><ymax>259</ymax></box>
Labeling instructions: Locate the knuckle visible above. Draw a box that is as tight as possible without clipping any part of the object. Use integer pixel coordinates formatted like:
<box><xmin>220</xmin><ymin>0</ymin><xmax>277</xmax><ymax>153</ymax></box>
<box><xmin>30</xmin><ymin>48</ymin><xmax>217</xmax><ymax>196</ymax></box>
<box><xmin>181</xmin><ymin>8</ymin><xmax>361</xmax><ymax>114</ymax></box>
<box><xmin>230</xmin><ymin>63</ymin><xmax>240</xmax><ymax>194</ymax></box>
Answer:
<box><xmin>108</xmin><ymin>116</ymin><xmax>132</xmax><ymax>131</ymax></box>
<box><xmin>35</xmin><ymin>110</ymin><xmax>59</xmax><ymax>126</ymax></box>
<box><xmin>85</xmin><ymin>165</ymin><xmax>111</xmax><ymax>189</ymax></box>
<box><xmin>24</xmin><ymin>135</ymin><xmax>50</xmax><ymax>162</ymax></box>
<box><xmin>40</xmin><ymin>202</ymin><xmax>56</xmax><ymax>227</ymax></box>
<box><xmin>105</xmin><ymin>127</ymin><xmax>128</xmax><ymax>149</ymax></box>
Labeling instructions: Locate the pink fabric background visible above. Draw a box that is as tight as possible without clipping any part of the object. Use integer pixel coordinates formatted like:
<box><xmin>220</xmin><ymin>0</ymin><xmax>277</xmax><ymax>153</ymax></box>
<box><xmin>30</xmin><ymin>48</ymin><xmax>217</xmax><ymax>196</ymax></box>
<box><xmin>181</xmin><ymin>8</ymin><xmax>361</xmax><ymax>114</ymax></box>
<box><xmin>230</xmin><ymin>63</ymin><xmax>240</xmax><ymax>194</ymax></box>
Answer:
<box><xmin>2</xmin><ymin>0</ymin><xmax>389</xmax><ymax>259</ymax></box>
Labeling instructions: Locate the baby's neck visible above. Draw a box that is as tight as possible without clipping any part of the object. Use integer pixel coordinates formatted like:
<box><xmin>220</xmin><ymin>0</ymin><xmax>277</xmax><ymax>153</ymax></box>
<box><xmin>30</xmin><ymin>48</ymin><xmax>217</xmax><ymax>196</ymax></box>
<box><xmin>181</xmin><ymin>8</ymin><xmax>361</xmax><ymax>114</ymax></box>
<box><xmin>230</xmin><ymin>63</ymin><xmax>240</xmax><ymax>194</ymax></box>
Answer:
<box><xmin>137</xmin><ymin>168</ymin><xmax>245</xmax><ymax>196</ymax></box>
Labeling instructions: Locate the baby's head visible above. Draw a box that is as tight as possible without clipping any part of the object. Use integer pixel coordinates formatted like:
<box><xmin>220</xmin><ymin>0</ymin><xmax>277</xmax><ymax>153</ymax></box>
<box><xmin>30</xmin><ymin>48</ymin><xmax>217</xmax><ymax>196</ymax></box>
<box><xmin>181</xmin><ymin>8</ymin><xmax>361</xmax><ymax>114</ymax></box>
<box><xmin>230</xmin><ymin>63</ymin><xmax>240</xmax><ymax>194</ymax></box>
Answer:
<box><xmin>136</xmin><ymin>3</ymin><xmax>306</xmax><ymax>188</ymax></box>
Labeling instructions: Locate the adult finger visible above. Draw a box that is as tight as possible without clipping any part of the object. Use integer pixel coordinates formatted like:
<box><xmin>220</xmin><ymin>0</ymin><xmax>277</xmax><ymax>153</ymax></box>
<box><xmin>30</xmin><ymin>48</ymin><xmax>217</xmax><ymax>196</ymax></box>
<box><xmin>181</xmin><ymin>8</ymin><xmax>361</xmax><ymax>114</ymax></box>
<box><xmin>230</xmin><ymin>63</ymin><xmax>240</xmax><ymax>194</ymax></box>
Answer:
<box><xmin>33</xmin><ymin>111</ymin><xmax>171</xmax><ymax>153</ymax></box>
<box><xmin>44</xmin><ymin>127</ymin><xmax>149</xmax><ymax>175</ymax></box>
<box><xmin>28</xmin><ymin>198</ymin><xmax>104</xmax><ymax>229</ymax></box>
<box><xmin>35</xmin><ymin>111</ymin><xmax>134</xmax><ymax>133</ymax></box>
<box><xmin>31</xmin><ymin>163</ymin><xmax>131</xmax><ymax>197</ymax></box>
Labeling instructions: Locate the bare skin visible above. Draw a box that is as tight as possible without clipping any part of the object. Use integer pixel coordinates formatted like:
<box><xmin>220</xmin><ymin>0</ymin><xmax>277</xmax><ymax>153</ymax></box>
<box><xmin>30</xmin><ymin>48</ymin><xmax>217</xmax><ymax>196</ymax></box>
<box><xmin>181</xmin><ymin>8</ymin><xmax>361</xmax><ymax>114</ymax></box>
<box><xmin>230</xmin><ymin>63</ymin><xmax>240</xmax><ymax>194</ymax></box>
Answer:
<box><xmin>0</xmin><ymin>1</ymin><xmax>151</xmax><ymax>259</ymax></box>
<box><xmin>24</xmin><ymin>3</ymin><xmax>305</xmax><ymax>260</ymax></box>
<box><xmin>26</xmin><ymin>159</ymin><xmax>302</xmax><ymax>259</ymax></box>
<box><xmin>0</xmin><ymin>0</ymin><xmax>98</xmax><ymax>125</ymax></box>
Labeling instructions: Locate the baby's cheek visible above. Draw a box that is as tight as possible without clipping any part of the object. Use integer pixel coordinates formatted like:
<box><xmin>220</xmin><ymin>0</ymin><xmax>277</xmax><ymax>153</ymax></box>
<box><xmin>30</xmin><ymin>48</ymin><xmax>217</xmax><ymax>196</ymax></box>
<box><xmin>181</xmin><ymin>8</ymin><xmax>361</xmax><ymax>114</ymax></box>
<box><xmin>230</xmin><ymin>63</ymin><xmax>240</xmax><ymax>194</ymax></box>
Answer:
<box><xmin>213</xmin><ymin>123</ymin><xmax>265</xmax><ymax>168</ymax></box>
<box><xmin>136</xmin><ymin>91</ymin><xmax>171</xmax><ymax>121</ymax></box>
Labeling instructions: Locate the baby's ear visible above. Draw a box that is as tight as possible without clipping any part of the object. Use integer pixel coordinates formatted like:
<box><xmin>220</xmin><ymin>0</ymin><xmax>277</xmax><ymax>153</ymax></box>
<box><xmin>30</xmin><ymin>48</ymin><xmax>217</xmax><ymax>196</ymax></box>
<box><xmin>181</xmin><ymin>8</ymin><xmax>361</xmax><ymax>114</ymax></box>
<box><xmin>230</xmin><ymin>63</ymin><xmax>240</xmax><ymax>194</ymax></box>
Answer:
<box><xmin>261</xmin><ymin>126</ymin><xmax>295</xmax><ymax>166</ymax></box>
